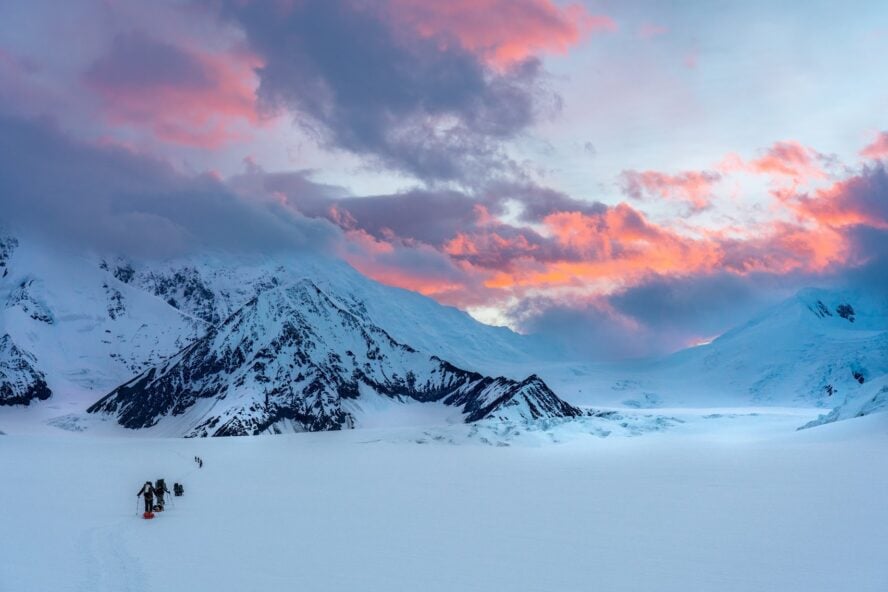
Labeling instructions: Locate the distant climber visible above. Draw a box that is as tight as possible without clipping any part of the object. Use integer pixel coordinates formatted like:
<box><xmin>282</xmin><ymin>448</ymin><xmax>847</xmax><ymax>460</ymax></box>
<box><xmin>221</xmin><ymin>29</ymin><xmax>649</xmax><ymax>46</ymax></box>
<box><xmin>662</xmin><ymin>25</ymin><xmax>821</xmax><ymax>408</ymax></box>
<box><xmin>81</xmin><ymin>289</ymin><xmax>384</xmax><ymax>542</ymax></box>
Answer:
<box><xmin>137</xmin><ymin>481</ymin><xmax>155</xmax><ymax>514</ymax></box>
<box><xmin>154</xmin><ymin>479</ymin><xmax>170</xmax><ymax>510</ymax></box>
<box><xmin>173</xmin><ymin>482</ymin><xmax>184</xmax><ymax>497</ymax></box>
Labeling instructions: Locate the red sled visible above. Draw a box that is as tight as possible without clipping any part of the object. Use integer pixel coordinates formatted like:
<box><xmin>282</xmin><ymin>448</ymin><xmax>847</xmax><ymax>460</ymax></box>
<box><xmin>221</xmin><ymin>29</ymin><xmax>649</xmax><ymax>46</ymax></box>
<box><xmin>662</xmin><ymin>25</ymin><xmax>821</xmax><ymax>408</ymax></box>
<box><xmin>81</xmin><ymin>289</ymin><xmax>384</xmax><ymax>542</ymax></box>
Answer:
<box><xmin>143</xmin><ymin>512</ymin><xmax>155</xmax><ymax>519</ymax></box>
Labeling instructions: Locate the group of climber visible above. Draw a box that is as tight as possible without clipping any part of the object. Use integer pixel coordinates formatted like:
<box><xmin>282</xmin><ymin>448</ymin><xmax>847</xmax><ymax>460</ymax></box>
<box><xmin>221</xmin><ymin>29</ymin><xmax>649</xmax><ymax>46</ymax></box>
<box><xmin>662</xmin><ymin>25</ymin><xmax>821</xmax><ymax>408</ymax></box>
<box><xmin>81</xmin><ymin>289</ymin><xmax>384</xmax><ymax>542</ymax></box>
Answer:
<box><xmin>137</xmin><ymin>478</ymin><xmax>184</xmax><ymax>517</ymax></box>
<box><xmin>194</xmin><ymin>456</ymin><xmax>204</xmax><ymax>468</ymax></box>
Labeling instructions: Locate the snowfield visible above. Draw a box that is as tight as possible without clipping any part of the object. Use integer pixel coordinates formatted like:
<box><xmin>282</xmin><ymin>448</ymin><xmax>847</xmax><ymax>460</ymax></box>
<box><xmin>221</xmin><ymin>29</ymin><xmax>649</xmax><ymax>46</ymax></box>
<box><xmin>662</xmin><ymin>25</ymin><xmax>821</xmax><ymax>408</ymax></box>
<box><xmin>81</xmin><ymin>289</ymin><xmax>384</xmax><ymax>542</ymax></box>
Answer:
<box><xmin>2</xmin><ymin>410</ymin><xmax>886</xmax><ymax>592</ymax></box>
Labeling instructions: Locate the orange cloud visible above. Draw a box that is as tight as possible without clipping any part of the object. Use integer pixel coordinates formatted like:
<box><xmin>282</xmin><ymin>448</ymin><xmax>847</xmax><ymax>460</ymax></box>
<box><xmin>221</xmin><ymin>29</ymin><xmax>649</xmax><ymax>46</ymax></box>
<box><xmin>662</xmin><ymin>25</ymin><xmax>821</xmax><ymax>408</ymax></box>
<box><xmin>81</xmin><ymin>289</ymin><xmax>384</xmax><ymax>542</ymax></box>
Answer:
<box><xmin>346</xmin><ymin>192</ymin><xmax>855</xmax><ymax>301</ymax></box>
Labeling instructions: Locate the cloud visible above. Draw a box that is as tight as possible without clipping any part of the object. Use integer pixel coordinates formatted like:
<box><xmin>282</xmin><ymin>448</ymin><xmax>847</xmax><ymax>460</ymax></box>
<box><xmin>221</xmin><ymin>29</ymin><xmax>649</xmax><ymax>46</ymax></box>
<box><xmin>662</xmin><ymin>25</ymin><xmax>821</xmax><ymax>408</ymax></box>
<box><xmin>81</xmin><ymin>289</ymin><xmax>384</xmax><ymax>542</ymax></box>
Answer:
<box><xmin>619</xmin><ymin>169</ymin><xmax>721</xmax><ymax>211</ymax></box>
<box><xmin>389</xmin><ymin>0</ymin><xmax>616</xmax><ymax>67</ymax></box>
<box><xmin>0</xmin><ymin>115</ymin><xmax>334</xmax><ymax>257</ymax></box>
<box><xmin>510</xmin><ymin>296</ymin><xmax>651</xmax><ymax>360</ymax></box>
<box><xmin>861</xmin><ymin>131</ymin><xmax>888</xmax><ymax>160</ymax></box>
<box><xmin>206</xmin><ymin>0</ymin><xmax>591</xmax><ymax>182</ymax></box>
<box><xmin>792</xmin><ymin>163</ymin><xmax>888</xmax><ymax>230</ymax></box>
<box><xmin>3</xmin><ymin>111</ymin><xmax>884</xmax><ymax>359</ymax></box>
<box><xmin>84</xmin><ymin>31</ymin><xmax>261</xmax><ymax>148</ymax></box>
<box><xmin>747</xmin><ymin>140</ymin><xmax>828</xmax><ymax>183</ymax></box>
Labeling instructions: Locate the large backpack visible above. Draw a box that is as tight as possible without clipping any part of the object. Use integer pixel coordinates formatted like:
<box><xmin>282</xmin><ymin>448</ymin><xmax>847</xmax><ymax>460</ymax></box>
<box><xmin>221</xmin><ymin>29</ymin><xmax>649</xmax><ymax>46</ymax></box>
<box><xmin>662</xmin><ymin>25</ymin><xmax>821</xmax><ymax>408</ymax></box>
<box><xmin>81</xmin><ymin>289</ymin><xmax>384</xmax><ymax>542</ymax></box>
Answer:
<box><xmin>156</xmin><ymin>478</ymin><xmax>166</xmax><ymax>492</ymax></box>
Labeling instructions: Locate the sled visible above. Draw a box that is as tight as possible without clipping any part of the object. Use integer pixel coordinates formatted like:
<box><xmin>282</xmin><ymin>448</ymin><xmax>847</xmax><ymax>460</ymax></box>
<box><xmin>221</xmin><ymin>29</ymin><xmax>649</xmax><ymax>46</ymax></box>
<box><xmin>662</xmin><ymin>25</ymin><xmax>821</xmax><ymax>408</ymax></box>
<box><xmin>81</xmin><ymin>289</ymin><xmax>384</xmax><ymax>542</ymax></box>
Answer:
<box><xmin>142</xmin><ymin>512</ymin><xmax>155</xmax><ymax>519</ymax></box>
<box><xmin>153</xmin><ymin>505</ymin><xmax>164</xmax><ymax>512</ymax></box>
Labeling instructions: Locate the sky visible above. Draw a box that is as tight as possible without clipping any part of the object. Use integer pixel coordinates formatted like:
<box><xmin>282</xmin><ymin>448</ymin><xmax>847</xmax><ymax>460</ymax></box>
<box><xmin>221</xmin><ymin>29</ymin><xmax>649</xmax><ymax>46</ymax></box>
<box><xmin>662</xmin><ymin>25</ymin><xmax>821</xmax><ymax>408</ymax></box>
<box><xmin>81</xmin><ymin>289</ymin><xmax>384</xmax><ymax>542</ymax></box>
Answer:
<box><xmin>1</xmin><ymin>0</ymin><xmax>886</xmax><ymax>359</ymax></box>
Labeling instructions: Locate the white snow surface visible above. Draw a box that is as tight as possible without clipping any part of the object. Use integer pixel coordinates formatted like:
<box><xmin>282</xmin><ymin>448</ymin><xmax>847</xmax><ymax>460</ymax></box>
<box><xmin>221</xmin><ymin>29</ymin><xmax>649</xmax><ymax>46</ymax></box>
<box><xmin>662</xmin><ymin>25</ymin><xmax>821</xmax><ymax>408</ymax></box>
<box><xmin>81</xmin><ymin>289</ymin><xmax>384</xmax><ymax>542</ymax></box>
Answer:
<box><xmin>1</xmin><ymin>410</ymin><xmax>886</xmax><ymax>592</ymax></box>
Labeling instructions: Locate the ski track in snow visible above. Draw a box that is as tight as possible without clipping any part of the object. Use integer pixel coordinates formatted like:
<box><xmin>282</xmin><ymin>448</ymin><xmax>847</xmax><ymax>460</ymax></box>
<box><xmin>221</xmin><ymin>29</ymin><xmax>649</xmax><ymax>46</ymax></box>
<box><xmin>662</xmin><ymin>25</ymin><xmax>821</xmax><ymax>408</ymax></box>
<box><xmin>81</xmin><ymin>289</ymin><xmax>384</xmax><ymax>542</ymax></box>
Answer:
<box><xmin>80</xmin><ymin>523</ymin><xmax>147</xmax><ymax>592</ymax></box>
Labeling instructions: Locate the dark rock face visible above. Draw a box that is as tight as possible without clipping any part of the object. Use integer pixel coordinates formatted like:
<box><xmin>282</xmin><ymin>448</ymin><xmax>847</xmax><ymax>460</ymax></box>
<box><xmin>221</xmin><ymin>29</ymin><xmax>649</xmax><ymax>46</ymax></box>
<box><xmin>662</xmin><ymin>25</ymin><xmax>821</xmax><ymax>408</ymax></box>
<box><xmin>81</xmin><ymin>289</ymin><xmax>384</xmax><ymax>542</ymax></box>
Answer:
<box><xmin>104</xmin><ymin>283</ymin><xmax>126</xmax><ymax>320</ymax></box>
<box><xmin>810</xmin><ymin>300</ymin><xmax>833</xmax><ymax>319</ymax></box>
<box><xmin>137</xmin><ymin>267</ymin><xmax>221</xmax><ymax>325</ymax></box>
<box><xmin>89</xmin><ymin>281</ymin><xmax>581</xmax><ymax>436</ymax></box>
<box><xmin>0</xmin><ymin>236</ymin><xmax>18</xmax><ymax>278</ymax></box>
<box><xmin>6</xmin><ymin>279</ymin><xmax>54</xmax><ymax>324</ymax></box>
<box><xmin>835</xmin><ymin>303</ymin><xmax>856</xmax><ymax>322</ymax></box>
<box><xmin>0</xmin><ymin>334</ymin><xmax>52</xmax><ymax>406</ymax></box>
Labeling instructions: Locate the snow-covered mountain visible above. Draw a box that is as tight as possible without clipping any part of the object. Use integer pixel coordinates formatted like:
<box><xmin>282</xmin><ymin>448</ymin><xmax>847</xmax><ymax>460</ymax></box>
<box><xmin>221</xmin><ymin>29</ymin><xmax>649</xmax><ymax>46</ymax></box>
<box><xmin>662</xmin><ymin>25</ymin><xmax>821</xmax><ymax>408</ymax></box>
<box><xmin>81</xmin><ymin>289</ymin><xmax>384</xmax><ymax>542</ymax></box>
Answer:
<box><xmin>100</xmin><ymin>252</ymin><xmax>556</xmax><ymax>375</ymax></box>
<box><xmin>0</xmin><ymin>233</ymin><xmax>554</xmax><ymax>406</ymax></box>
<box><xmin>0</xmin><ymin>232</ymin><xmax>580</xmax><ymax>435</ymax></box>
<box><xmin>2</xmin><ymin>229</ymin><xmax>885</xmax><ymax>434</ymax></box>
<box><xmin>661</xmin><ymin>288</ymin><xmax>888</xmax><ymax>406</ymax></box>
<box><xmin>553</xmin><ymin>287</ymin><xmax>888</xmax><ymax>428</ymax></box>
<box><xmin>0</xmin><ymin>235</ymin><xmax>207</xmax><ymax>401</ymax></box>
<box><xmin>88</xmin><ymin>280</ymin><xmax>582</xmax><ymax>436</ymax></box>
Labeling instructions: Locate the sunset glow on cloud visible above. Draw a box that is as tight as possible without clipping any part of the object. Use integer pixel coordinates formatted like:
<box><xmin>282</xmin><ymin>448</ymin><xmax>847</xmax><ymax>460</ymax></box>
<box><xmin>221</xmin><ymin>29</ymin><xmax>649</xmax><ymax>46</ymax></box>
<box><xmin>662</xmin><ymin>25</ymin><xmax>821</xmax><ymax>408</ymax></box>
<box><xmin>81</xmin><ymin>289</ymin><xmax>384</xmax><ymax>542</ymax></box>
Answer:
<box><xmin>1</xmin><ymin>0</ymin><xmax>886</xmax><ymax>358</ymax></box>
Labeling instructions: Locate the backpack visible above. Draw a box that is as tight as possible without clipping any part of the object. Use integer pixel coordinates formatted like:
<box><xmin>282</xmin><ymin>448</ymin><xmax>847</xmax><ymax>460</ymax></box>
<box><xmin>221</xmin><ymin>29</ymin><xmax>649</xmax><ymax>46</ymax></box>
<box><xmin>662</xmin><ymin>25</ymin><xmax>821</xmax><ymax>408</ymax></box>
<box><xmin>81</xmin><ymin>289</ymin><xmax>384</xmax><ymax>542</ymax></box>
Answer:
<box><xmin>156</xmin><ymin>479</ymin><xmax>166</xmax><ymax>492</ymax></box>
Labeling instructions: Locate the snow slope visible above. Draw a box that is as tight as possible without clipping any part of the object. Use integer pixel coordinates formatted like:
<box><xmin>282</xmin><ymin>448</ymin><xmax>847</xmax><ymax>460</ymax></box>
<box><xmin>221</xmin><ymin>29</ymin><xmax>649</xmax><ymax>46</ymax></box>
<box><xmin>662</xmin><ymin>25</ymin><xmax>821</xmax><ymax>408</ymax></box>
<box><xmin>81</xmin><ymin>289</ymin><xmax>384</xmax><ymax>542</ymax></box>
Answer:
<box><xmin>1</xmin><ymin>411</ymin><xmax>886</xmax><ymax>592</ymax></box>
<box><xmin>0</xmin><ymin>236</ymin><xmax>206</xmax><ymax>402</ymax></box>
<box><xmin>551</xmin><ymin>288</ymin><xmax>888</xmax><ymax>419</ymax></box>
<box><xmin>103</xmin><ymin>250</ymin><xmax>556</xmax><ymax>374</ymax></box>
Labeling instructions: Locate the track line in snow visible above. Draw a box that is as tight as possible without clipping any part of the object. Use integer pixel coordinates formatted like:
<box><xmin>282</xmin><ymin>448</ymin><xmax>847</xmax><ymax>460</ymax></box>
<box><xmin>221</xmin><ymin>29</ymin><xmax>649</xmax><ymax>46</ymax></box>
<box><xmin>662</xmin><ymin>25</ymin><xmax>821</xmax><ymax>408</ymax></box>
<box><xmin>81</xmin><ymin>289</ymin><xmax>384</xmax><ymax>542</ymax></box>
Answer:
<box><xmin>80</xmin><ymin>521</ymin><xmax>148</xmax><ymax>592</ymax></box>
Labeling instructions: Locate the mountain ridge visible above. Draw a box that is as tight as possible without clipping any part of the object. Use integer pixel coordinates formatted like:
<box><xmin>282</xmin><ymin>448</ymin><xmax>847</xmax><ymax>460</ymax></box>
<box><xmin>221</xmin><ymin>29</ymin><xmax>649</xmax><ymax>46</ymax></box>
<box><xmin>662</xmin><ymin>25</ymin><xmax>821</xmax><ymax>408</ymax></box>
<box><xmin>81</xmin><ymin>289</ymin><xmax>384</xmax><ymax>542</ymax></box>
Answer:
<box><xmin>88</xmin><ymin>280</ymin><xmax>583</xmax><ymax>436</ymax></box>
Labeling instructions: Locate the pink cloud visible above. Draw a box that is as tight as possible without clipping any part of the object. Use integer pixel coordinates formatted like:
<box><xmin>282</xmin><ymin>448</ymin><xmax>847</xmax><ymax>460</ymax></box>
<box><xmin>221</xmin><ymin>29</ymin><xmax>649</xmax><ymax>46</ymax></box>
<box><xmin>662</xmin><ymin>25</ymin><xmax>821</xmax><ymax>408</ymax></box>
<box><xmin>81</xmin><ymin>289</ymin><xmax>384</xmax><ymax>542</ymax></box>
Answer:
<box><xmin>620</xmin><ymin>169</ymin><xmax>722</xmax><ymax>211</ymax></box>
<box><xmin>861</xmin><ymin>131</ymin><xmax>888</xmax><ymax>159</ymax></box>
<box><xmin>388</xmin><ymin>0</ymin><xmax>616</xmax><ymax>67</ymax></box>
<box><xmin>84</xmin><ymin>32</ymin><xmax>263</xmax><ymax>148</ymax></box>
<box><xmin>748</xmin><ymin>140</ymin><xmax>827</xmax><ymax>183</ymax></box>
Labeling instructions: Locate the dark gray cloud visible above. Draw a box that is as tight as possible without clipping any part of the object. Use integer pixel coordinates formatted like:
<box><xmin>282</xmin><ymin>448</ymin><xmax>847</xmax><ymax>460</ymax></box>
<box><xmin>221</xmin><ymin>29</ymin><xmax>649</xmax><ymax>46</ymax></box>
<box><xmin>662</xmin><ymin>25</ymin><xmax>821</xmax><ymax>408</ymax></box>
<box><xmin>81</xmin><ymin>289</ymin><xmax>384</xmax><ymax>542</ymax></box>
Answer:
<box><xmin>511</xmin><ymin>297</ymin><xmax>654</xmax><ymax>360</ymax></box>
<box><xmin>207</xmin><ymin>0</ymin><xmax>550</xmax><ymax>183</ymax></box>
<box><xmin>512</xmin><ymin>273</ymin><xmax>794</xmax><ymax>361</ymax></box>
<box><xmin>0</xmin><ymin>115</ymin><xmax>335</xmax><ymax>257</ymax></box>
<box><xmin>610</xmin><ymin>273</ymin><xmax>779</xmax><ymax>334</ymax></box>
<box><xmin>842</xmin><ymin>226</ymin><xmax>888</xmax><ymax>296</ymax></box>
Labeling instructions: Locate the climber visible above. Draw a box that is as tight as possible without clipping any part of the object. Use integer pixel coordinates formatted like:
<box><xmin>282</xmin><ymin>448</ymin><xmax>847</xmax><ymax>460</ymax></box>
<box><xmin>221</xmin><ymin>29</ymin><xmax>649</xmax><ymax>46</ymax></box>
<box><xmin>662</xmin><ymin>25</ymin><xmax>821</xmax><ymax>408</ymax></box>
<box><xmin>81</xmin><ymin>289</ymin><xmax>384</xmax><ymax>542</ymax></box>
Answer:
<box><xmin>137</xmin><ymin>481</ymin><xmax>155</xmax><ymax>514</ymax></box>
<box><xmin>154</xmin><ymin>478</ymin><xmax>170</xmax><ymax>511</ymax></box>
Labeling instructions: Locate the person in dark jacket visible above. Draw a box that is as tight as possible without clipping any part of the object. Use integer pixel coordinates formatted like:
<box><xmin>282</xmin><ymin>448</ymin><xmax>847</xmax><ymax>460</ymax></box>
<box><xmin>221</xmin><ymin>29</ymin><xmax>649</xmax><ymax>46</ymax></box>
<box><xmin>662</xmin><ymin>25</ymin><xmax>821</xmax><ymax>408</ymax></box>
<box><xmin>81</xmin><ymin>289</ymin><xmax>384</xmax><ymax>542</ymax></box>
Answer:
<box><xmin>137</xmin><ymin>481</ymin><xmax>155</xmax><ymax>513</ymax></box>
<box><xmin>154</xmin><ymin>479</ymin><xmax>170</xmax><ymax>510</ymax></box>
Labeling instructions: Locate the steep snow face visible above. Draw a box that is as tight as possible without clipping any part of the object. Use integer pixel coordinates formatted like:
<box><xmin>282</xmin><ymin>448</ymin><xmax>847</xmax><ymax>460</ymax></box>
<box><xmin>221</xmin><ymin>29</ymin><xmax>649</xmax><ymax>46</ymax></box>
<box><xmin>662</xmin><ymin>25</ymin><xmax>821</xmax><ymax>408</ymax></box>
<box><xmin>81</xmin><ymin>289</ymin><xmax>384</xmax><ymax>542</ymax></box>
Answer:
<box><xmin>0</xmin><ymin>334</ymin><xmax>51</xmax><ymax>405</ymax></box>
<box><xmin>88</xmin><ymin>281</ymin><xmax>581</xmax><ymax>436</ymax></box>
<box><xmin>105</xmin><ymin>252</ymin><xmax>554</xmax><ymax>374</ymax></box>
<box><xmin>641</xmin><ymin>288</ymin><xmax>887</xmax><ymax>407</ymax></box>
<box><xmin>0</xmin><ymin>237</ymin><xmax>207</xmax><ymax>399</ymax></box>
